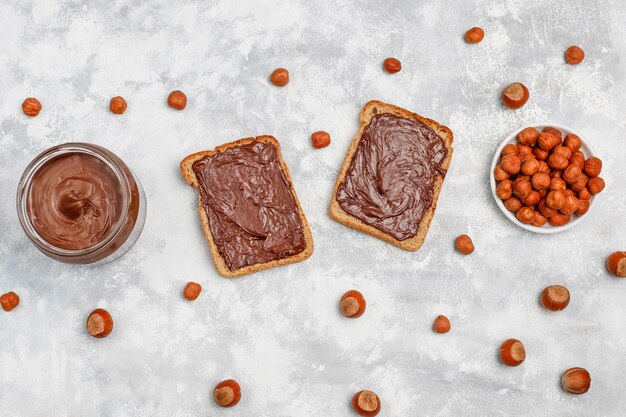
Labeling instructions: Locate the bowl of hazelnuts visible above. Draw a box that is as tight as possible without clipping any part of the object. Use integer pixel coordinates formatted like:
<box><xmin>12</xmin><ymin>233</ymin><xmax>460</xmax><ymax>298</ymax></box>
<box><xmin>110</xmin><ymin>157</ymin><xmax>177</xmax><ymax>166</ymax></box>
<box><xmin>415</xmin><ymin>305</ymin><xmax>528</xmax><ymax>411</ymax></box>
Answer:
<box><xmin>490</xmin><ymin>123</ymin><xmax>605</xmax><ymax>233</ymax></box>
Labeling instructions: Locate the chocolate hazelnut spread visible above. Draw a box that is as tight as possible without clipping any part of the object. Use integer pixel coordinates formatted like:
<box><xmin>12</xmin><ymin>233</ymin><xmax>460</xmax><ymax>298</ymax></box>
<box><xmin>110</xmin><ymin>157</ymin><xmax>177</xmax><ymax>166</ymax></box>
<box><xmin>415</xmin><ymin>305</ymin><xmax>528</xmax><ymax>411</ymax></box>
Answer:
<box><xmin>27</xmin><ymin>153</ymin><xmax>124</xmax><ymax>250</ymax></box>
<box><xmin>192</xmin><ymin>141</ymin><xmax>306</xmax><ymax>271</ymax></box>
<box><xmin>336</xmin><ymin>114</ymin><xmax>448</xmax><ymax>240</ymax></box>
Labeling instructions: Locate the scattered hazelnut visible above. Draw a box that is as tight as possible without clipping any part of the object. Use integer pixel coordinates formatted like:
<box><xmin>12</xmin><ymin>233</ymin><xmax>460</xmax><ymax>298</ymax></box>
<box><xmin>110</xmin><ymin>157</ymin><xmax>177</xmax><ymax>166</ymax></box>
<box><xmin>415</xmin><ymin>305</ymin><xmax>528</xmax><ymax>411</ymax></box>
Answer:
<box><xmin>504</xmin><ymin>196</ymin><xmax>522</xmax><ymax>212</ymax></box>
<box><xmin>352</xmin><ymin>390</ymin><xmax>381</xmax><ymax>417</ymax></box>
<box><xmin>607</xmin><ymin>252</ymin><xmax>626</xmax><ymax>277</ymax></box>
<box><xmin>502</xmin><ymin>82</ymin><xmax>529</xmax><ymax>109</ymax></box>
<box><xmin>501</xmin><ymin>144</ymin><xmax>519</xmax><ymax>157</ymax></box>
<box><xmin>496</xmin><ymin>179</ymin><xmax>513</xmax><ymax>200</ymax></box>
<box><xmin>183</xmin><ymin>282</ymin><xmax>202</xmax><ymax>301</ymax></box>
<box><xmin>564</xmin><ymin>134</ymin><xmax>582</xmax><ymax>151</ymax></box>
<box><xmin>270</xmin><ymin>68</ymin><xmax>289</xmax><ymax>87</ymax></box>
<box><xmin>454</xmin><ymin>234</ymin><xmax>474</xmax><ymax>255</ymax></box>
<box><xmin>22</xmin><ymin>97</ymin><xmax>42</xmax><ymax>117</ymax></box>
<box><xmin>464</xmin><ymin>27</ymin><xmax>484</xmax><ymax>44</ymax></box>
<box><xmin>0</xmin><ymin>291</ymin><xmax>20</xmax><ymax>312</ymax></box>
<box><xmin>583</xmin><ymin>157</ymin><xmax>602</xmax><ymax>178</ymax></box>
<box><xmin>499</xmin><ymin>339</ymin><xmax>525</xmax><ymax>366</ymax></box>
<box><xmin>531</xmin><ymin>172</ymin><xmax>550</xmax><ymax>190</ymax></box>
<box><xmin>86</xmin><ymin>309</ymin><xmax>114</xmax><ymax>338</ymax></box>
<box><xmin>516</xmin><ymin>207</ymin><xmax>536</xmax><ymax>224</ymax></box>
<box><xmin>494</xmin><ymin>166</ymin><xmax>510</xmax><ymax>181</ymax></box>
<box><xmin>517</xmin><ymin>127</ymin><xmax>540</xmax><ymax>147</ymax></box>
<box><xmin>433</xmin><ymin>315</ymin><xmax>451</xmax><ymax>334</ymax></box>
<box><xmin>383</xmin><ymin>57</ymin><xmax>401</xmax><ymax>74</ymax></box>
<box><xmin>501</xmin><ymin>155</ymin><xmax>521</xmax><ymax>175</ymax></box>
<box><xmin>561</xmin><ymin>367</ymin><xmax>591</xmax><ymax>394</ymax></box>
<box><xmin>565</xmin><ymin>46</ymin><xmax>585</xmax><ymax>65</ymax></box>
<box><xmin>109</xmin><ymin>96</ymin><xmax>127</xmax><ymax>114</ymax></box>
<box><xmin>587</xmin><ymin>177</ymin><xmax>605</xmax><ymax>194</ymax></box>
<box><xmin>549</xmin><ymin>213</ymin><xmax>571</xmax><ymax>226</ymax></box>
<box><xmin>311</xmin><ymin>131</ymin><xmax>331</xmax><ymax>149</ymax></box>
<box><xmin>512</xmin><ymin>179</ymin><xmax>532</xmax><ymax>199</ymax></box>
<box><xmin>340</xmin><ymin>290</ymin><xmax>366</xmax><ymax>318</ymax></box>
<box><xmin>538</xmin><ymin>133</ymin><xmax>561</xmax><ymax>151</ymax></box>
<box><xmin>540</xmin><ymin>285</ymin><xmax>570</xmax><ymax>311</ymax></box>
<box><xmin>213</xmin><ymin>379</ymin><xmax>241</xmax><ymax>407</ymax></box>
<box><xmin>167</xmin><ymin>90</ymin><xmax>187</xmax><ymax>110</ymax></box>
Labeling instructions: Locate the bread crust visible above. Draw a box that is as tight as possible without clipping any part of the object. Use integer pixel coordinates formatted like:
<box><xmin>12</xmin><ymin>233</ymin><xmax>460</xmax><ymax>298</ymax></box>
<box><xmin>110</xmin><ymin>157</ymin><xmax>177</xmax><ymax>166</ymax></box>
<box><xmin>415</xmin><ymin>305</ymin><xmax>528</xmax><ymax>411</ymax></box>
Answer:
<box><xmin>180</xmin><ymin>136</ymin><xmax>314</xmax><ymax>277</ymax></box>
<box><xmin>328</xmin><ymin>101</ymin><xmax>454</xmax><ymax>251</ymax></box>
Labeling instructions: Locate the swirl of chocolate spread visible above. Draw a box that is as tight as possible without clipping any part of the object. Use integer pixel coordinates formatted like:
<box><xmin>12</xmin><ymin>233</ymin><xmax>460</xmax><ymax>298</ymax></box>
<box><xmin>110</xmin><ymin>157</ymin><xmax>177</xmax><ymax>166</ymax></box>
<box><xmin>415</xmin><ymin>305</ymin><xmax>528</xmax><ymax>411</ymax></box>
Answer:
<box><xmin>336</xmin><ymin>114</ymin><xmax>448</xmax><ymax>240</ymax></box>
<box><xmin>27</xmin><ymin>153</ymin><xmax>124</xmax><ymax>250</ymax></box>
<box><xmin>192</xmin><ymin>141</ymin><xmax>306</xmax><ymax>271</ymax></box>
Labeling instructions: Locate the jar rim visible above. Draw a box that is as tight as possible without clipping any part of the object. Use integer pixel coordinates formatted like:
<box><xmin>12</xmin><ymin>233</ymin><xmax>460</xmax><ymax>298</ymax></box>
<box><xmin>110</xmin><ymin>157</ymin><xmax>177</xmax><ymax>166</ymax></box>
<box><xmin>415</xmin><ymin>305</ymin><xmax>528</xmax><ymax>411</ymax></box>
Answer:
<box><xmin>16</xmin><ymin>143</ymin><xmax>132</xmax><ymax>258</ymax></box>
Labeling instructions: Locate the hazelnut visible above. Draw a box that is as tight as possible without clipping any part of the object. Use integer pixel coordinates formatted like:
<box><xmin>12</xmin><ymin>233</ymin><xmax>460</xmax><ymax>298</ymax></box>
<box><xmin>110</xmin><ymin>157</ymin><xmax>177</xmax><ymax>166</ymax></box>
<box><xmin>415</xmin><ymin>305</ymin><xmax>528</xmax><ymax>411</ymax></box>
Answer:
<box><xmin>270</xmin><ymin>68</ymin><xmax>289</xmax><ymax>87</ymax></box>
<box><xmin>517</xmin><ymin>127</ymin><xmax>539</xmax><ymax>146</ymax></box>
<box><xmin>569</xmin><ymin>153</ymin><xmax>585</xmax><ymax>169</ymax></box>
<box><xmin>549</xmin><ymin>213</ymin><xmax>571</xmax><ymax>227</ymax></box>
<box><xmin>311</xmin><ymin>131</ymin><xmax>331</xmax><ymax>149</ymax></box>
<box><xmin>562</xmin><ymin>164</ymin><xmax>582</xmax><ymax>184</ymax></box>
<box><xmin>433</xmin><ymin>315</ymin><xmax>451</xmax><ymax>334</ymax></box>
<box><xmin>501</xmin><ymin>155</ymin><xmax>521</xmax><ymax>175</ymax></box>
<box><xmin>531</xmin><ymin>213</ymin><xmax>548</xmax><ymax>227</ymax></box>
<box><xmin>540</xmin><ymin>285</ymin><xmax>570</xmax><ymax>311</ymax></box>
<box><xmin>213</xmin><ymin>379</ymin><xmax>241</xmax><ymax>407</ymax></box>
<box><xmin>543</xmin><ymin>126</ymin><xmax>563</xmax><ymax>142</ymax></box>
<box><xmin>0</xmin><ymin>291</ymin><xmax>20</xmax><ymax>312</ymax></box>
<box><xmin>521</xmin><ymin>190</ymin><xmax>540</xmax><ymax>206</ymax></box>
<box><xmin>502</xmin><ymin>82</ymin><xmax>529</xmax><ymax>109</ymax></box>
<box><xmin>340</xmin><ymin>290</ymin><xmax>366</xmax><ymax>318</ymax></box>
<box><xmin>494</xmin><ymin>166</ymin><xmax>509</xmax><ymax>181</ymax></box>
<box><xmin>551</xmin><ymin>170</ymin><xmax>562</xmax><ymax>179</ymax></box>
<box><xmin>499</xmin><ymin>339</ymin><xmax>525</xmax><ymax>367</ymax></box>
<box><xmin>570</xmin><ymin>174</ymin><xmax>589</xmax><ymax>193</ymax></box>
<box><xmin>532</xmin><ymin>147</ymin><xmax>549</xmax><ymax>161</ymax></box>
<box><xmin>578</xmin><ymin>188</ymin><xmax>592</xmax><ymax>200</ymax></box>
<box><xmin>575</xmin><ymin>200</ymin><xmax>590</xmax><ymax>216</ymax></box>
<box><xmin>496</xmin><ymin>179</ymin><xmax>513</xmax><ymax>200</ymax></box>
<box><xmin>583</xmin><ymin>157</ymin><xmax>602</xmax><ymax>178</ymax></box>
<box><xmin>587</xmin><ymin>177</ymin><xmax>605</xmax><ymax>194</ymax></box>
<box><xmin>538</xmin><ymin>133</ymin><xmax>561</xmax><ymax>151</ymax></box>
<box><xmin>565</xmin><ymin>46</ymin><xmax>585</xmax><ymax>65</ymax></box>
<box><xmin>552</xmin><ymin>145</ymin><xmax>572</xmax><ymax>160</ymax></box>
<box><xmin>549</xmin><ymin>178</ymin><xmax>566</xmax><ymax>191</ymax></box>
<box><xmin>531</xmin><ymin>172</ymin><xmax>550</xmax><ymax>190</ymax></box>
<box><xmin>607</xmin><ymin>252</ymin><xmax>626</xmax><ymax>277</ymax></box>
<box><xmin>537</xmin><ymin>161</ymin><xmax>550</xmax><ymax>174</ymax></box>
<box><xmin>455</xmin><ymin>235</ymin><xmax>474</xmax><ymax>255</ymax></box>
<box><xmin>564</xmin><ymin>134</ymin><xmax>582</xmax><ymax>151</ymax></box>
<box><xmin>504</xmin><ymin>196</ymin><xmax>522</xmax><ymax>212</ymax></box>
<box><xmin>22</xmin><ymin>97</ymin><xmax>42</xmax><ymax>117</ymax></box>
<box><xmin>86</xmin><ymin>309</ymin><xmax>114</xmax><ymax>338</ymax></box>
<box><xmin>383</xmin><ymin>57</ymin><xmax>401</xmax><ymax>73</ymax></box>
<box><xmin>109</xmin><ymin>96</ymin><xmax>127</xmax><ymax>114</ymax></box>
<box><xmin>516</xmin><ymin>207</ymin><xmax>536</xmax><ymax>224</ymax></box>
<box><xmin>183</xmin><ymin>282</ymin><xmax>202</xmax><ymax>301</ymax></box>
<box><xmin>352</xmin><ymin>390</ymin><xmax>381</xmax><ymax>417</ymax></box>
<box><xmin>512</xmin><ymin>179</ymin><xmax>532</xmax><ymax>199</ymax></box>
<box><xmin>464</xmin><ymin>27</ymin><xmax>484</xmax><ymax>44</ymax></box>
<box><xmin>167</xmin><ymin>90</ymin><xmax>187</xmax><ymax>110</ymax></box>
<box><xmin>561</xmin><ymin>368</ymin><xmax>591</xmax><ymax>395</ymax></box>
<box><xmin>517</xmin><ymin>144</ymin><xmax>533</xmax><ymax>155</ymax></box>
<box><xmin>501</xmin><ymin>144</ymin><xmax>518</xmax><ymax>157</ymax></box>
<box><xmin>538</xmin><ymin>198</ymin><xmax>557</xmax><ymax>218</ymax></box>
<box><xmin>546</xmin><ymin>190</ymin><xmax>566</xmax><ymax>210</ymax></box>
<box><xmin>520</xmin><ymin>158</ymin><xmax>539</xmax><ymax>176</ymax></box>
<box><xmin>547</xmin><ymin>153</ymin><xmax>569</xmax><ymax>171</ymax></box>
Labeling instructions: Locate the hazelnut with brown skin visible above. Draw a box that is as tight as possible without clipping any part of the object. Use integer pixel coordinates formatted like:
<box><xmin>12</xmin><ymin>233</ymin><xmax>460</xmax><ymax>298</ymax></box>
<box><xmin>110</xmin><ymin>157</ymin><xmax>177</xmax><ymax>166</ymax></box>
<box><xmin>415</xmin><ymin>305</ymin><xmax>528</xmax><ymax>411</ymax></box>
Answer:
<box><xmin>22</xmin><ymin>97</ymin><xmax>42</xmax><ymax>117</ymax></box>
<box><xmin>455</xmin><ymin>235</ymin><xmax>474</xmax><ymax>255</ymax></box>
<box><xmin>520</xmin><ymin>158</ymin><xmax>539</xmax><ymax>176</ymax></box>
<box><xmin>562</xmin><ymin>164</ymin><xmax>582</xmax><ymax>184</ymax></box>
<box><xmin>0</xmin><ymin>291</ymin><xmax>20</xmax><ymax>312</ymax></box>
<box><xmin>517</xmin><ymin>127</ymin><xmax>540</xmax><ymax>147</ymax></box>
<box><xmin>383</xmin><ymin>58</ymin><xmax>401</xmax><ymax>74</ymax></box>
<box><xmin>543</xmin><ymin>126</ymin><xmax>563</xmax><ymax>142</ymax></box>
<box><xmin>501</xmin><ymin>155</ymin><xmax>521</xmax><ymax>175</ymax></box>
<box><xmin>167</xmin><ymin>90</ymin><xmax>187</xmax><ymax>110</ymax></box>
<box><xmin>562</xmin><ymin>368</ymin><xmax>591</xmax><ymax>394</ymax></box>
<box><xmin>531</xmin><ymin>213</ymin><xmax>548</xmax><ymax>227</ymax></box>
<box><xmin>547</xmin><ymin>154</ymin><xmax>569</xmax><ymax>171</ymax></box>
<box><xmin>538</xmin><ymin>133</ymin><xmax>561</xmax><ymax>151</ymax></box>
<box><xmin>607</xmin><ymin>252</ymin><xmax>626</xmax><ymax>277</ymax></box>
<box><xmin>546</xmin><ymin>190</ymin><xmax>566</xmax><ymax>210</ymax></box>
<box><xmin>570</xmin><ymin>174</ymin><xmax>589</xmax><ymax>193</ymax></box>
<box><xmin>213</xmin><ymin>379</ymin><xmax>241</xmax><ymax>407</ymax></box>
<box><xmin>504</xmin><ymin>197</ymin><xmax>522</xmax><ymax>212</ymax></box>
<box><xmin>496</xmin><ymin>180</ymin><xmax>513</xmax><ymax>200</ymax></box>
<box><xmin>494</xmin><ymin>166</ymin><xmax>509</xmax><ymax>181</ymax></box>
<box><xmin>352</xmin><ymin>390</ymin><xmax>381</xmax><ymax>417</ymax></box>
<box><xmin>512</xmin><ymin>179</ymin><xmax>532</xmax><ymax>199</ymax></box>
<box><xmin>565</xmin><ymin>46</ymin><xmax>585</xmax><ymax>65</ymax></box>
<box><xmin>501</xmin><ymin>144</ymin><xmax>518</xmax><ymax>157</ymax></box>
<box><xmin>552</xmin><ymin>145</ymin><xmax>572</xmax><ymax>160</ymax></box>
<box><xmin>549</xmin><ymin>213</ymin><xmax>571</xmax><ymax>226</ymax></box>
<box><xmin>433</xmin><ymin>315</ymin><xmax>451</xmax><ymax>333</ymax></box>
<box><xmin>521</xmin><ymin>191</ymin><xmax>540</xmax><ymax>206</ymax></box>
<box><xmin>564</xmin><ymin>134</ymin><xmax>582</xmax><ymax>151</ymax></box>
<box><xmin>109</xmin><ymin>96</ymin><xmax>127</xmax><ymax>114</ymax></box>
<box><xmin>86</xmin><ymin>309</ymin><xmax>114</xmax><ymax>338</ymax></box>
<box><xmin>587</xmin><ymin>177</ymin><xmax>605</xmax><ymax>194</ymax></box>
<box><xmin>517</xmin><ymin>144</ymin><xmax>533</xmax><ymax>155</ymax></box>
<box><xmin>533</xmin><ymin>147</ymin><xmax>549</xmax><ymax>161</ymax></box>
<box><xmin>575</xmin><ymin>200</ymin><xmax>590</xmax><ymax>216</ymax></box>
<box><xmin>538</xmin><ymin>198</ymin><xmax>557</xmax><ymax>218</ymax></box>
<box><xmin>464</xmin><ymin>27</ymin><xmax>484</xmax><ymax>44</ymax></box>
<box><xmin>583</xmin><ymin>157</ymin><xmax>602</xmax><ymax>178</ymax></box>
<box><xmin>270</xmin><ymin>68</ymin><xmax>289</xmax><ymax>87</ymax></box>
<box><xmin>569</xmin><ymin>153</ymin><xmax>585</xmax><ymax>169</ymax></box>
<box><xmin>502</xmin><ymin>82</ymin><xmax>529</xmax><ymax>109</ymax></box>
<box><xmin>499</xmin><ymin>339</ymin><xmax>525</xmax><ymax>366</ymax></box>
<box><xmin>183</xmin><ymin>282</ymin><xmax>202</xmax><ymax>301</ymax></box>
<box><xmin>340</xmin><ymin>290</ymin><xmax>366</xmax><ymax>318</ymax></box>
<box><xmin>516</xmin><ymin>207</ymin><xmax>536</xmax><ymax>224</ymax></box>
<box><xmin>540</xmin><ymin>285</ymin><xmax>570</xmax><ymax>311</ymax></box>
<box><xmin>311</xmin><ymin>131</ymin><xmax>331</xmax><ymax>149</ymax></box>
<box><xmin>531</xmin><ymin>172</ymin><xmax>550</xmax><ymax>190</ymax></box>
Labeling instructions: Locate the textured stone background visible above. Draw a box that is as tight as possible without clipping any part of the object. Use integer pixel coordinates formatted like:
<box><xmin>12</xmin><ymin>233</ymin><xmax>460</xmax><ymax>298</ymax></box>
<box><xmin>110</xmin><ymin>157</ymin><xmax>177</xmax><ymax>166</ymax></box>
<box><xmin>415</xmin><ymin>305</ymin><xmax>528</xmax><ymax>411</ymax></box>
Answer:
<box><xmin>1</xmin><ymin>1</ymin><xmax>625</xmax><ymax>416</ymax></box>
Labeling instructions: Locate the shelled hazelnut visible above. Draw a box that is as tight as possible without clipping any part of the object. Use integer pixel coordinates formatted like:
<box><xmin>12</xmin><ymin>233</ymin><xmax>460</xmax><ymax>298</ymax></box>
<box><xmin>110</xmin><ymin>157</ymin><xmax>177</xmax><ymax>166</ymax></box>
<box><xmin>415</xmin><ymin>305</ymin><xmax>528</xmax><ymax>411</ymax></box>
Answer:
<box><xmin>455</xmin><ymin>235</ymin><xmax>474</xmax><ymax>255</ymax></box>
<box><xmin>183</xmin><ymin>282</ymin><xmax>202</xmax><ymax>301</ymax></box>
<box><xmin>0</xmin><ymin>291</ymin><xmax>20</xmax><ymax>312</ymax></box>
<box><xmin>433</xmin><ymin>315</ymin><xmax>451</xmax><ymax>333</ymax></box>
<box><xmin>464</xmin><ymin>27</ymin><xmax>484</xmax><ymax>44</ymax></box>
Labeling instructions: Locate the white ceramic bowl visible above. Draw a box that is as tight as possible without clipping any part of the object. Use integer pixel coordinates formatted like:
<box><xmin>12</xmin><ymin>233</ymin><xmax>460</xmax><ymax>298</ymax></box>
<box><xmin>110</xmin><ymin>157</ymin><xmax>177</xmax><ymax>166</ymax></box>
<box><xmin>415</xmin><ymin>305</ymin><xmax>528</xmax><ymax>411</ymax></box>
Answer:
<box><xmin>490</xmin><ymin>123</ymin><xmax>600</xmax><ymax>234</ymax></box>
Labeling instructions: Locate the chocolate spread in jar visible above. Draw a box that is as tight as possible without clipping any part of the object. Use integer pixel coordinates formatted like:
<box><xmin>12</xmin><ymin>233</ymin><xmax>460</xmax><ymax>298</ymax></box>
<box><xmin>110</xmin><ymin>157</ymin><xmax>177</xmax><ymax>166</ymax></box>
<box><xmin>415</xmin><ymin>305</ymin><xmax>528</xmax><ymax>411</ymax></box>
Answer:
<box><xmin>26</xmin><ymin>153</ymin><xmax>124</xmax><ymax>250</ymax></box>
<box><xmin>192</xmin><ymin>141</ymin><xmax>306</xmax><ymax>271</ymax></box>
<box><xmin>336</xmin><ymin>114</ymin><xmax>448</xmax><ymax>240</ymax></box>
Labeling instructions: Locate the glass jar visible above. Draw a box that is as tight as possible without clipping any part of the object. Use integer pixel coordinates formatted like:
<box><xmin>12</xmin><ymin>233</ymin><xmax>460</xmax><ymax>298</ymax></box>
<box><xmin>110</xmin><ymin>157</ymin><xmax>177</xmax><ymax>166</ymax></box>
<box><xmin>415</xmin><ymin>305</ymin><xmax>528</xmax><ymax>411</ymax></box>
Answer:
<box><xmin>16</xmin><ymin>143</ymin><xmax>146</xmax><ymax>264</ymax></box>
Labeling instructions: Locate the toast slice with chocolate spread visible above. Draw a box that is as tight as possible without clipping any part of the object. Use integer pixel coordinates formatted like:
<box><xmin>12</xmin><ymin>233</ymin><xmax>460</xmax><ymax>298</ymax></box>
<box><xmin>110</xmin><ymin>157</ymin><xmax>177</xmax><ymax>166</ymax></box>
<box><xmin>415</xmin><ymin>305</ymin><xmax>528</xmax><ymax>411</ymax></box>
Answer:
<box><xmin>329</xmin><ymin>101</ymin><xmax>454</xmax><ymax>251</ymax></box>
<box><xmin>181</xmin><ymin>136</ymin><xmax>313</xmax><ymax>277</ymax></box>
